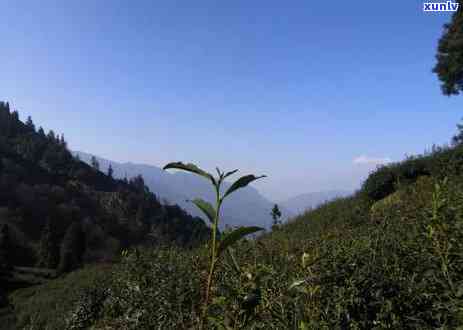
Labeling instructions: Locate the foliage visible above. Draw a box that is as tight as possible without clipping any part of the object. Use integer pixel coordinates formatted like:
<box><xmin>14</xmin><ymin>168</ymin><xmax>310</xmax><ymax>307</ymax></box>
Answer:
<box><xmin>9</xmin><ymin>265</ymin><xmax>110</xmax><ymax>330</ymax></box>
<box><xmin>91</xmin><ymin>156</ymin><xmax>100</xmax><ymax>171</ymax></box>
<box><xmin>44</xmin><ymin>145</ymin><xmax>463</xmax><ymax>329</ymax></box>
<box><xmin>58</xmin><ymin>222</ymin><xmax>86</xmax><ymax>274</ymax></box>
<box><xmin>163</xmin><ymin>163</ymin><xmax>265</xmax><ymax>328</ymax></box>
<box><xmin>94</xmin><ymin>248</ymin><xmax>206</xmax><ymax>329</ymax></box>
<box><xmin>0</xmin><ymin>224</ymin><xmax>12</xmax><ymax>270</ymax></box>
<box><xmin>271</xmin><ymin>204</ymin><xmax>282</xmax><ymax>230</ymax></box>
<box><xmin>107</xmin><ymin>163</ymin><xmax>114</xmax><ymax>178</ymax></box>
<box><xmin>433</xmin><ymin>1</ymin><xmax>463</xmax><ymax>95</ymax></box>
<box><xmin>37</xmin><ymin>218</ymin><xmax>60</xmax><ymax>269</ymax></box>
<box><xmin>0</xmin><ymin>101</ymin><xmax>210</xmax><ymax>270</ymax></box>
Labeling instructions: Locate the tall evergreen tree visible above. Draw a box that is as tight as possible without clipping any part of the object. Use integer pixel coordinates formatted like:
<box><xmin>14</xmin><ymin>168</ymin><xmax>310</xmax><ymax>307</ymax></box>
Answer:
<box><xmin>433</xmin><ymin>2</ymin><xmax>463</xmax><ymax>95</ymax></box>
<box><xmin>37</xmin><ymin>126</ymin><xmax>45</xmax><ymax>137</ymax></box>
<box><xmin>107</xmin><ymin>164</ymin><xmax>114</xmax><ymax>178</ymax></box>
<box><xmin>47</xmin><ymin>130</ymin><xmax>56</xmax><ymax>141</ymax></box>
<box><xmin>271</xmin><ymin>204</ymin><xmax>282</xmax><ymax>229</ymax></box>
<box><xmin>58</xmin><ymin>222</ymin><xmax>86</xmax><ymax>273</ymax></box>
<box><xmin>59</xmin><ymin>134</ymin><xmax>67</xmax><ymax>149</ymax></box>
<box><xmin>91</xmin><ymin>156</ymin><xmax>100</xmax><ymax>171</ymax></box>
<box><xmin>37</xmin><ymin>219</ymin><xmax>60</xmax><ymax>269</ymax></box>
<box><xmin>26</xmin><ymin>116</ymin><xmax>35</xmax><ymax>131</ymax></box>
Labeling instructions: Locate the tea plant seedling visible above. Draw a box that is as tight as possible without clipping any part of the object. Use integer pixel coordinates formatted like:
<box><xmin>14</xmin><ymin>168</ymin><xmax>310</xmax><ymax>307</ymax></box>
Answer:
<box><xmin>163</xmin><ymin>162</ymin><xmax>266</xmax><ymax>329</ymax></box>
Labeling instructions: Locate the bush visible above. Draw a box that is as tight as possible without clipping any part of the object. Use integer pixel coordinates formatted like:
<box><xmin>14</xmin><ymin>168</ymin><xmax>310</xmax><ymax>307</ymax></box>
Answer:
<box><xmin>95</xmin><ymin>248</ymin><xmax>206</xmax><ymax>329</ymax></box>
<box><xmin>362</xmin><ymin>165</ymin><xmax>397</xmax><ymax>201</ymax></box>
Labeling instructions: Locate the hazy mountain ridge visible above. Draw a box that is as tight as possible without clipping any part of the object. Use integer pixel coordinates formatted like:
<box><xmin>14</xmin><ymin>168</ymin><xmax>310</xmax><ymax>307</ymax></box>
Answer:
<box><xmin>74</xmin><ymin>151</ymin><xmax>294</xmax><ymax>229</ymax></box>
<box><xmin>281</xmin><ymin>190</ymin><xmax>352</xmax><ymax>215</ymax></box>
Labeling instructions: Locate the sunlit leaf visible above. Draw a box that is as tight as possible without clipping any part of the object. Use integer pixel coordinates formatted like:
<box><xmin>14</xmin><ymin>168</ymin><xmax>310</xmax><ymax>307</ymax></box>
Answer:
<box><xmin>300</xmin><ymin>321</ymin><xmax>309</xmax><ymax>330</ymax></box>
<box><xmin>289</xmin><ymin>279</ymin><xmax>306</xmax><ymax>291</ymax></box>
<box><xmin>217</xmin><ymin>226</ymin><xmax>264</xmax><ymax>255</ymax></box>
<box><xmin>190</xmin><ymin>198</ymin><xmax>215</xmax><ymax>224</ymax></box>
<box><xmin>163</xmin><ymin>162</ymin><xmax>216</xmax><ymax>185</ymax></box>
<box><xmin>222</xmin><ymin>174</ymin><xmax>266</xmax><ymax>200</ymax></box>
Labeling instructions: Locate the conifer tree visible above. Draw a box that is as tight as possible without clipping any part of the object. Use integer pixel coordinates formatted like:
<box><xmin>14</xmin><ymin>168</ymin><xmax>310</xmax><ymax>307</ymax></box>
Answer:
<box><xmin>37</xmin><ymin>219</ymin><xmax>60</xmax><ymax>269</ymax></box>
<box><xmin>47</xmin><ymin>130</ymin><xmax>56</xmax><ymax>141</ymax></box>
<box><xmin>38</xmin><ymin>126</ymin><xmax>45</xmax><ymax>137</ymax></box>
<box><xmin>58</xmin><ymin>222</ymin><xmax>86</xmax><ymax>273</ymax></box>
<box><xmin>271</xmin><ymin>204</ymin><xmax>282</xmax><ymax>229</ymax></box>
<box><xmin>107</xmin><ymin>164</ymin><xmax>114</xmax><ymax>178</ymax></box>
<box><xmin>91</xmin><ymin>156</ymin><xmax>100</xmax><ymax>171</ymax></box>
<box><xmin>26</xmin><ymin>116</ymin><xmax>35</xmax><ymax>131</ymax></box>
<box><xmin>60</xmin><ymin>134</ymin><xmax>67</xmax><ymax>148</ymax></box>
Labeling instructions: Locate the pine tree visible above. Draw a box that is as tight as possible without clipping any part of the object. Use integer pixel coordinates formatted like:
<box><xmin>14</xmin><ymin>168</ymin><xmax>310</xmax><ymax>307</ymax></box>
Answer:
<box><xmin>58</xmin><ymin>222</ymin><xmax>86</xmax><ymax>273</ymax></box>
<box><xmin>433</xmin><ymin>2</ymin><xmax>463</xmax><ymax>95</ymax></box>
<box><xmin>38</xmin><ymin>126</ymin><xmax>45</xmax><ymax>137</ymax></box>
<box><xmin>107</xmin><ymin>164</ymin><xmax>114</xmax><ymax>178</ymax></box>
<box><xmin>47</xmin><ymin>130</ymin><xmax>56</xmax><ymax>141</ymax></box>
<box><xmin>37</xmin><ymin>219</ymin><xmax>60</xmax><ymax>269</ymax></box>
<box><xmin>26</xmin><ymin>116</ymin><xmax>35</xmax><ymax>131</ymax></box>
<box><xmin>91</xmin><ymin>156</ymin><xmax>100</xmax><ymax>171</ymax></box>
<box><xmin>59</xmin><ymin>134</ymin><xmax>67</xmax><ymax>149</ymax></box>
<box><xmin>271</xmin><ymin>204</ymin><xmax>282</xmax><ymax>230</ymax></box>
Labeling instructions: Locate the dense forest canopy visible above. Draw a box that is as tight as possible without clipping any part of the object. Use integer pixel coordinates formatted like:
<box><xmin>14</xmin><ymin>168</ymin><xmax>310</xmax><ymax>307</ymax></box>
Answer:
<box><xmin>0</xmin><ymin>101</ymin><xmax>210</xmax><ymax>272</ymax></box>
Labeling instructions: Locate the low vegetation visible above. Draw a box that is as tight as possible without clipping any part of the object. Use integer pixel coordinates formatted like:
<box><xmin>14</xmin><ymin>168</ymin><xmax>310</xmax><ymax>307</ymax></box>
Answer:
<box><xmin>7</xmin><ymin>142</ymin><xmax>463</xmax><ymax>329</ymax></box>
<box><xmin>2</xmin><ymin>5</ymin><xmax>463</xmax><ymax>329</ymax></box>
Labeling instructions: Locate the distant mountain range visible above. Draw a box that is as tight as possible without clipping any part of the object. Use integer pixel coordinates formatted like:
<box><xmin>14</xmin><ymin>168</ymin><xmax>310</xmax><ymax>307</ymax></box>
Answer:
<box><xmin>280</xmin><ymin>190</ymin><xmax>352</xmax><ymax>215</ymax></box>
<box><xmin>74</xmin><ymin>152</ymin><xmax>294</xmax><ymax>229</ymax></box>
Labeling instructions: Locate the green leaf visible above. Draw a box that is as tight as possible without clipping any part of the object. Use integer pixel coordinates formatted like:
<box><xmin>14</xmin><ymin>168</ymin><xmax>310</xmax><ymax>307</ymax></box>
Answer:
<box><xmin>227</xmin><ymin>247</ymin><xmax>241</xmax><ymax>274</ymax></box>
<box><xmin>190</xmin><ymin>198</ymin><xmax>215</xmax><ymax>224</ymax></box>
<box><xmin>223</xmin><ymin>169</ymin><xmax>239</xmax><ymax>179</ymax></box>
<box><xmin>222</xmin><ymin>174</ymin><xmax>266</xmax><ymax>200</ymax></box>
<box><xmin>163</xmin><ymin>162</ymin><xmax>216</xmax><ymax>185</ymax></box>
<box><xmin>217</xmin><ymin>226</ymin><xmax>264</xmax><ymax>255</ymax></box>
<box><xmin>289</xmin><ymin>279</ymin><xmax>306</xmax><ymax>291</ymax></box>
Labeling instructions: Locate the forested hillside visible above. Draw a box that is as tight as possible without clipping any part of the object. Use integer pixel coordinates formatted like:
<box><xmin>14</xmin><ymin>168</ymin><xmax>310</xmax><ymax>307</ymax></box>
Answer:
<box><xmin>1</xmin><ymin>2</ymin><xmax>462</xmax><ymax>330</ymax></box>
<box><xmin>0</xmin><ymin>101</ymin><xmax>209</xmax><ymax>285</ymax></box>
<box><xmin>73</xmin><ymin>151</ymin><xmax>293</xmax><ymax>229</ymax></box>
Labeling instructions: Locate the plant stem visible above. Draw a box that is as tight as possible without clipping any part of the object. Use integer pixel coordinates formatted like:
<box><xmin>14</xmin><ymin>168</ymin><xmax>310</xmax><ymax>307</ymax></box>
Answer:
<box><xmin>200</xmin><ymin>183</ymin><xmax>222</xmax><ymax>329</ymax></box>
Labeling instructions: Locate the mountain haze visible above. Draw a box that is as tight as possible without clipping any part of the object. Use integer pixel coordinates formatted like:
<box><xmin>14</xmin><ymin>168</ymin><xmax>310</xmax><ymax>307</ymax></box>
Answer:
<box><xmin>281</xmin><ymin>190</ymin><xmax>352</xmax><ymax>215</ymax></box>
<box><xmin>74</xmin><ymin>151</ymin><xmax>293</xmax><ymax>229</ymax></box>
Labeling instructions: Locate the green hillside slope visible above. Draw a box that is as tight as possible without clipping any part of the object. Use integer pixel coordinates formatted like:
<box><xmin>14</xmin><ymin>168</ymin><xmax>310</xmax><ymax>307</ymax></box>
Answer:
<box><xmin>8</xmin><ymin>143</ymin><xmax>463</xmax><ymax>329</ymax></box>
<box><xmin>0</xmin><ymin>101</ymin><xmax>210</xmax><ymax>323</ymax></box>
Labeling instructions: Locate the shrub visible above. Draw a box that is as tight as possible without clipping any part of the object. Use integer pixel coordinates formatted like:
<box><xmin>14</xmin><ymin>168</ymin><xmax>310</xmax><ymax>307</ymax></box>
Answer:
<box><xmin>362</xmin><ymin>165</ymin><xmax>397</xmax><ymax>201</ymax></box>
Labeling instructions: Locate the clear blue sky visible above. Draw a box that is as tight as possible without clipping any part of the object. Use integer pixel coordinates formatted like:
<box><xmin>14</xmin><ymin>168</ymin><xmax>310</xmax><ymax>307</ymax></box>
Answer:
<box><xmin>0</xmin><ymin>1</ymin><xmax>461</xmax><ymax>200</ymax></box>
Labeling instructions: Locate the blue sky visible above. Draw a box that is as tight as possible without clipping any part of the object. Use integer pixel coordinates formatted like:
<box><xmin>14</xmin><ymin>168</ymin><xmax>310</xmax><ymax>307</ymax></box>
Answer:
<box><xmin>0</xmin><ymin>1</ymin><xmax>461</xmax><ymax>200</ymax></box>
